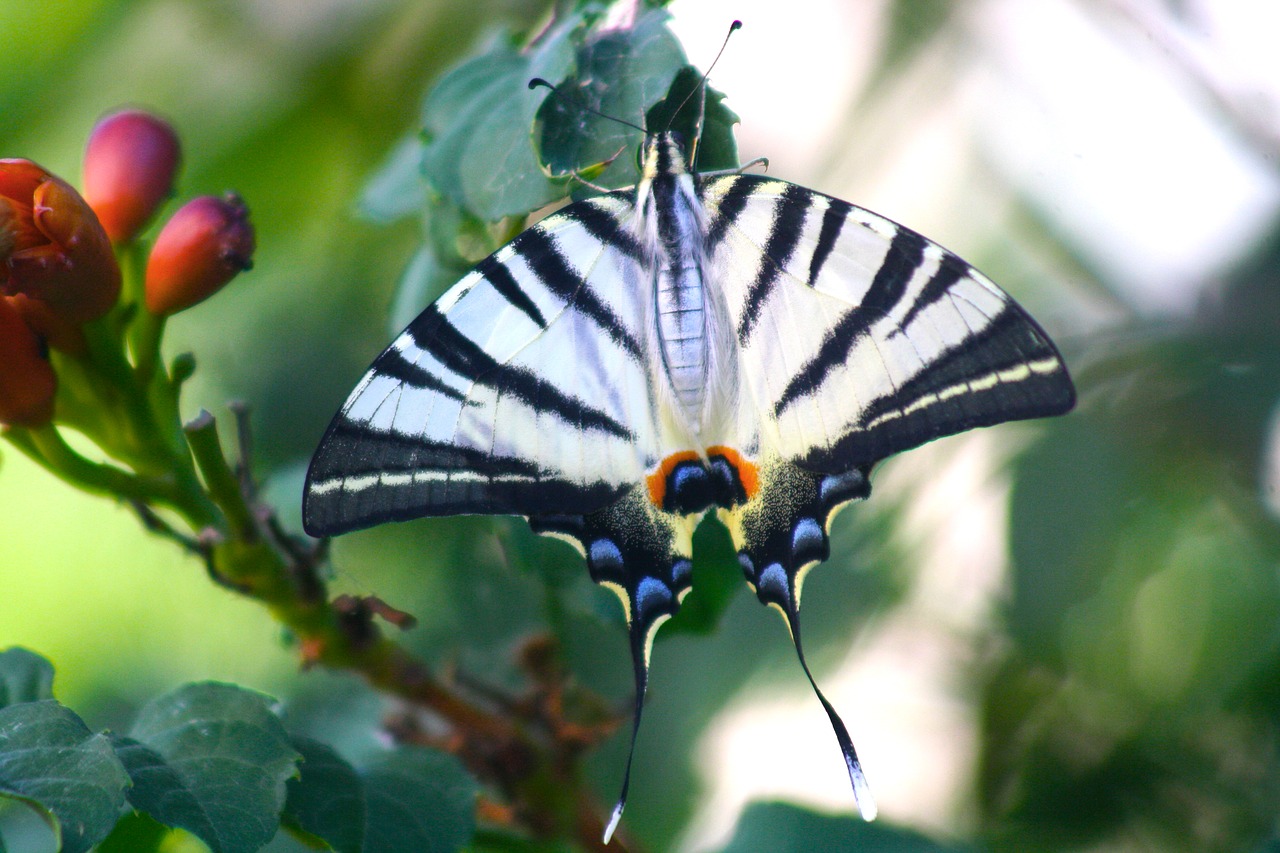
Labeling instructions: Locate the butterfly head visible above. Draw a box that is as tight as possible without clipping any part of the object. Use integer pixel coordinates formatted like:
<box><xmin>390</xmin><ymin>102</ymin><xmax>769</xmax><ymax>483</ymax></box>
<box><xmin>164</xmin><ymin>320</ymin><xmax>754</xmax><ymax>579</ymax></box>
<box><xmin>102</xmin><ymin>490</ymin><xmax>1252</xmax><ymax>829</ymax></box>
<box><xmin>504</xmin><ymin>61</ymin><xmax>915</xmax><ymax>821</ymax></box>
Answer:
<box><xmin>639</xmin><ymin>131</ymin><xmax>691</xmax><ymax>182</ymax></box>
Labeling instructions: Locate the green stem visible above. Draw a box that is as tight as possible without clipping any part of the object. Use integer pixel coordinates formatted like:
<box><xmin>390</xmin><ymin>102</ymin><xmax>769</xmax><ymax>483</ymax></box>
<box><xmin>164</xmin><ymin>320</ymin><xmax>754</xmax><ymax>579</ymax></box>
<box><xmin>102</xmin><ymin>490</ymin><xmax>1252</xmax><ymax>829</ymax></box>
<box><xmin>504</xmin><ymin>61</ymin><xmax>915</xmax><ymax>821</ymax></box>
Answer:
<box><xmin>184</xmin><ymin>410</ymin><xmax>258</xmax><ymax>541</ymax></box>
<box><xmin>132</xmin><ymin>308</ymin><xmax>166</xmax><ymax>389</ymax></box>
<box><xmin>76</xmin><ymin>317</ymin><xmax>177</xmax><ymax>472</ymax></box>
<box><xmin>120</xmin><ymin>239</ymin><xmax>166</xmax><ymax>386</ymax></box>
<box><xmin>8</xmin><ymin>424</ymin><xmax>218</xmax><ymax>529</ymax></box>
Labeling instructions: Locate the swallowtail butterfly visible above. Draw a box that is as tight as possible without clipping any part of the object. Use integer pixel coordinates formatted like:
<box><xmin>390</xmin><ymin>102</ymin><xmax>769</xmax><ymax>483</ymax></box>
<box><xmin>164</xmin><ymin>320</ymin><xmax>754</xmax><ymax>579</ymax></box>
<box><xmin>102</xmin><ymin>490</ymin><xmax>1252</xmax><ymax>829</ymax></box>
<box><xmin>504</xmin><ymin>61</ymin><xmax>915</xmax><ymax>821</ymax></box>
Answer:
<box><xmin>304</xmin><ymin>41</ymin><xmax>1075</xmax><ymax>841</ymax></box>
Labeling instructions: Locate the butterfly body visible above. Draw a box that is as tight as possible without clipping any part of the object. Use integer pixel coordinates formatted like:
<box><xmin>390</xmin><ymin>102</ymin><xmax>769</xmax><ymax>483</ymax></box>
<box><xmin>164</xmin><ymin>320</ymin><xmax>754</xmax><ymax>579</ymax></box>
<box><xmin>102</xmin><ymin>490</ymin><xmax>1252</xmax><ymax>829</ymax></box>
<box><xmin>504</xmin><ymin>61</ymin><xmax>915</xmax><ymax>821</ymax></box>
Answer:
<box><xmin>639</xmin><ymin>133</ymin><xmax>719</xmax><ymax>437</ymax></box>
<box><xmin>304</xmin><ymin>128</ymin><xmax>1074</xmax><ymax>839</ymax></box>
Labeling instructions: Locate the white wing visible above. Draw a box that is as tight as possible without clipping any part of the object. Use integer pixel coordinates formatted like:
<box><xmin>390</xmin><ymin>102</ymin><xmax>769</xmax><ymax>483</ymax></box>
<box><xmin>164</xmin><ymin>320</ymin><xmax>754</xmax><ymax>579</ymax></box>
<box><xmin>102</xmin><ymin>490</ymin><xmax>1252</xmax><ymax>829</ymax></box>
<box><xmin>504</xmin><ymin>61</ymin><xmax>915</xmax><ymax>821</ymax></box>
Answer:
<box><xmin>698</xmin><ymin>173</ymin><xmax>1074</xmax><ymax>473</ymax></box>
<box><xmin>695</xmin><ymin>173</ymin><xmax>1075</xmax><ymax>826</ymax></box>
<box><xmin>304</xmin><ymin>192</ymin><xmax>663</xmax><ymax>535</ymax></box>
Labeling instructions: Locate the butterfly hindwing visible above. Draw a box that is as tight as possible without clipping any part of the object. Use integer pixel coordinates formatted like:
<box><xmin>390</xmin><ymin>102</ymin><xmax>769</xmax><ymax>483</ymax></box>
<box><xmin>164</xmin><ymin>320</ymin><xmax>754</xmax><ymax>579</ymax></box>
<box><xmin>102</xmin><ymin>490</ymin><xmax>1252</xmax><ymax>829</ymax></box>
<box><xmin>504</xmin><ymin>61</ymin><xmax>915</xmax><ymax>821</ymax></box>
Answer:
<box><xmin>530</xmin><ymin>485</ymin><xmax>699</xmax><ymax>840</ymax></box>
<box><xmin>304</xmin><ymin>192</ymin><xmax>661</xmax><ymax>535</ymax></box>
<box><xmin>717</xmin><ymin>460</ymin><xmax>877</xmax><ymax>818</ymax></box>
<box><xmin>696</xmin><ymin>171</ymin><xmax>1074</xmax><ymax>822</ymax></box>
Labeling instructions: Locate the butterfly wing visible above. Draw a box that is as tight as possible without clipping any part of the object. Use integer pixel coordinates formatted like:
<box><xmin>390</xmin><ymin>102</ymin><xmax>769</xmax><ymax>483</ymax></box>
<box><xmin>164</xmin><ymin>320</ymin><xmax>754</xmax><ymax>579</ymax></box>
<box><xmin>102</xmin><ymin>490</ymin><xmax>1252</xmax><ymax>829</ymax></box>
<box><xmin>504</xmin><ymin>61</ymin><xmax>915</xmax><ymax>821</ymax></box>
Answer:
<box><xmin>304</xmin><ymin>189</ymin><xmax>703</xmax><ymax>839</ymax></box>
<box><xmin>697</xmin><ymin>172</ymin><xmax>1075</xmax><ymax>819</ymax></box>
<box><xmin>304</xmin><ymin>191</ymin><xmax>662</xmax><ymax>535</ymax></box>
<box><xmin>701</xmin><ymin>173</ymin><xmax>1074</xmax><ymax>471</ymax></box>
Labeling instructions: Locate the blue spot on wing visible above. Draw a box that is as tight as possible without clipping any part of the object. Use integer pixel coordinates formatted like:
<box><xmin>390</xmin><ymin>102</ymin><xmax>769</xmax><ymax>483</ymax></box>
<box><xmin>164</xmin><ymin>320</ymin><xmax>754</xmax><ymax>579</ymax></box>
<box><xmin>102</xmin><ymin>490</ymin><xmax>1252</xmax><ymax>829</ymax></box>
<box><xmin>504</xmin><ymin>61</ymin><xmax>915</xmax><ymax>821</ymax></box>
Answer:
<box><xmin>791</xmin><ymin>517</ymin><xmax>824</xmax><ymax>557</ymax></box>
<box><xmin>635</xmin><ymin>576</ymin><xmax>674</xmax><ymax>622</ymax></box>
<box><xmin>589</xmin><ymin>538</ymin><xmax>625</xmax><ymax>572</ymax></box>
<box><xmin>757</xmin><ymin>563</ymin><xmax>790</xmax><ymax>602</ymax></box>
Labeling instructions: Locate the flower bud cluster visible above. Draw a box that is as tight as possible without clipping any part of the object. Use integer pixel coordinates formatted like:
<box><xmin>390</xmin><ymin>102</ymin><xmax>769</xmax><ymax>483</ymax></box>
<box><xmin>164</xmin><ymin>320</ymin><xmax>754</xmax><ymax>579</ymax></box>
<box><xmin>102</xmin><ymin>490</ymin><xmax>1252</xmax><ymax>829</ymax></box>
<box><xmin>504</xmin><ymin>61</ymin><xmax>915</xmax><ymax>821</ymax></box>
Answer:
<box><xmin>0</xmin><ymin>109</ymin><xmax>256</xmax><ymax>427</ymax></box>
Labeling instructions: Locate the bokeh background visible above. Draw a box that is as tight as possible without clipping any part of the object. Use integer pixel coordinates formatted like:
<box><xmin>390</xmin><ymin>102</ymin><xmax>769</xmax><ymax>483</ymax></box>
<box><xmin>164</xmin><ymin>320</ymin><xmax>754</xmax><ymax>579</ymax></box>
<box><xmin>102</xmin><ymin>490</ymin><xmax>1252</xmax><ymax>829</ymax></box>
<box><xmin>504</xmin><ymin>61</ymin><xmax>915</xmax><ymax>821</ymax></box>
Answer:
<box><xmin>3</xmin><ymin>0</ymin><xmax>1279</xmax><ymax>850</ymax></box>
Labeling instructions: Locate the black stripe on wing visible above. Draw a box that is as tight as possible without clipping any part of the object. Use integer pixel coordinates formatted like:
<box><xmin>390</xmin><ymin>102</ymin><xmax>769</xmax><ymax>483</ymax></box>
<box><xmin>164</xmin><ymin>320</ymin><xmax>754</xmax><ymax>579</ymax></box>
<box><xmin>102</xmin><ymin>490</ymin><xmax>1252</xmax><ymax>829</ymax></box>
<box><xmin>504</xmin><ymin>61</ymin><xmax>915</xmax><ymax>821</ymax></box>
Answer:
<box><xmin>407</xmin><ymin>305</ymin><xmax>633</xmax><ymax>440</ymax></box>
<box><xmin>304</xmin><ymin>421</ymin><xmax>627</xmax><ymax>533</ymax></box>
<box><xmin>735</xmin><ymin>183</ymin><xmax>813</xmax><ymax>343</ymax></box>
<box><xmin>477</xmin><ymin>254</ymin><xmax>547</xmax><ymax>329</ymax></box>
<box><xmin>799</xmin><ymin>306</ymin><xmax>1075</xmax><ymax>472</ymax></box>
<box><xmin>511</xmin><ymin>227</ymin><xmax>644</xmax><ymax>360</ymax></box>
<box><xmin>573</xmin><ymin>199</ymin><xmax>646</xmax><ymax>262</ymax></box>
<box><xmin>374</xmin><ymin>345</ymin><xmax>468</xmax><ymax>403</ymax></box>
<box><xmin>703</xmin><ymin>175</ymin><xmax>755</xmax><ymax>250</ymax></box>
<box><xmin>773</xmin><ymin>228</ymin><xmax>928</xmax><ymax>417</ymax></box>
<box><xmin>807</xmin><ymin>198</ymin><xmax>853</xmax><ymax>286</ymax></box>
<box><xmin>897</xmin><ymin>251</ymin><xmax>968</xmax><ymax>331</ymax></box>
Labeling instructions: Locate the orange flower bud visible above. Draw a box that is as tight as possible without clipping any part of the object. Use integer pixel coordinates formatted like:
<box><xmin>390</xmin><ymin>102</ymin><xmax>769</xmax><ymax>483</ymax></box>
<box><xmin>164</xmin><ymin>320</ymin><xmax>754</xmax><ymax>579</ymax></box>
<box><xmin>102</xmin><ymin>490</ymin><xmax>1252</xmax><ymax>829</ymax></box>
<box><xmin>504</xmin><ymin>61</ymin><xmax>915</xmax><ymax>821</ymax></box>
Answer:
<box><xmin>0</xmin><ymin>159</ymin><xmax>121</xmax><ymax>324</ymax></box>
<box><xmin>145</xmin><ymin>193</ymin><xmax>254</xmax><ymax>316</ymax></box>
<box><xmin>0</xmin><ymin>295</ymin><xmax>56</xmax><ymax>427</ymax></box>
<box><xmin>82</xmin><ymin>109</ymin><xmax>181</xmax><ymax>243</ymax></box>
<box><xmin>7</xmin><ymin>293</ymin><xmax>87</xmax><ymax>356</ymax></box>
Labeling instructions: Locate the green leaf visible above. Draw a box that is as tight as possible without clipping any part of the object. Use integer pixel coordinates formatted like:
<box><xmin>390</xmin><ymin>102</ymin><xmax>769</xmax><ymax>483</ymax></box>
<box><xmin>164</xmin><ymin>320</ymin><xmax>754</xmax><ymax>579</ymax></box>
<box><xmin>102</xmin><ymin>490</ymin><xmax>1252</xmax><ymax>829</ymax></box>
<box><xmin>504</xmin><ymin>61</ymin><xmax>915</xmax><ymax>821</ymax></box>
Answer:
<box><xmin>0</xmin><ymin>648</ymin><xmax>54</xmax><ymax>708</ymax></box>
<box><xmin>94</xmin><ymin>811</ymin><xmax>175</xmax><ymax>853</ymax></box>
<box><xmin>360</xmin><ymin>747</ymin><xmax>477</xmax><ymax>853</ymax></box>
<box><xmin>111</xmin><ymin>735</ymin><xmax>218</xmax><ymax>846</ymax></box>
<box><xmin>663</xmin><ymin>516</ymin><xmax>741</xmax><ymax>637</ymax></box>
<box><xmin>388</xmin><ymin>195</ymin><xmax>492</xmax><ymax>335</ymax></box>
<box><xmin>642</xmin><ymin>66</ymin><xmax>739</xmax><ymax>174</ymax></box>
<box><xmin>536</xmin><ymin>7</ymin><xmax>688</xmax><ymax>188</ymax></box>
<box><xmin>0</xmin><ymin>701</ymin><xmax>129</xmax><ymax>853</ymax></box>
<box><xmin>127</xmin><ymin>682</ymin><xmax>302</xmax><ymax>853</ymax></box>
<box><xmin>718</xmin><ymin>801</ymin><xmax>974</xmax><ymax>852</ymax></box>
<box><xmin>282</xmin><ymin>736</ymin><xmax>364</xmax><ymax>853</ymax></box>
<box><xmin>359</xmin><ymin>135</ymin><xmax>429</xmax><ymax>224</ymax></box>
<box><xmin>421</xmin><ymin>17</ymin><xmax>582</xmax><ymax>221</ymax></box>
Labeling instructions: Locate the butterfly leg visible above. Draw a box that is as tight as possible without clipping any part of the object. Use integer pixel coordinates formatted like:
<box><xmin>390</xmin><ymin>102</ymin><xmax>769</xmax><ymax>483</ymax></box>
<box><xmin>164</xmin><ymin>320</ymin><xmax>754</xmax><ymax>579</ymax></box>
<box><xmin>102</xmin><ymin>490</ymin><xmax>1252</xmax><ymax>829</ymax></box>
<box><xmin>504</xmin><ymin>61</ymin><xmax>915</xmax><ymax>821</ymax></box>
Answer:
<box><xmin>719</xmin><ymin>462</ymin><xmax>878</xmax><ymax>820</ymax></box>
<box><xmin>529</xmin><ymin>485</ymin><xmax>697</xmax><ymax>843</ymax></box>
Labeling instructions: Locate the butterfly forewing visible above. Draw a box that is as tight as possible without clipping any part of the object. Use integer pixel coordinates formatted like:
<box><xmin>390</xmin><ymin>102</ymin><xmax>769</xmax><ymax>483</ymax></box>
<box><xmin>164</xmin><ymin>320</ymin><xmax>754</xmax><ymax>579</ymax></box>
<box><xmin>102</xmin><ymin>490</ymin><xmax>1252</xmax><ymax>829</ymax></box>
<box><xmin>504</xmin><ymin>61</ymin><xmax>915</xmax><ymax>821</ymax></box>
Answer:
<box><xmin>304</xmin><ymin>193</ymin><xmax>664</xmax><ymax>535</ymax></box>
<box><xmin>698</xmin><ymin>173</ymin><xmax>1074</xmax><ymax>473</ymax></box>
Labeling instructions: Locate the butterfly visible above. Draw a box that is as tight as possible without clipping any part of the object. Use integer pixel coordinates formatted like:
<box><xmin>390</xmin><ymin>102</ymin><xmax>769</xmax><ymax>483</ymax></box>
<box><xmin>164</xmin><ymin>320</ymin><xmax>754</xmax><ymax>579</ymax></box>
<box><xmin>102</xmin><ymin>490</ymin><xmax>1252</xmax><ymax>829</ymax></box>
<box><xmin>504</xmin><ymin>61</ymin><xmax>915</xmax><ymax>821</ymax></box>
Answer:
<box><xmin>303</xmin><ymin>62</ymin><xmax>1075</xmax><ymax>842</ymax></box>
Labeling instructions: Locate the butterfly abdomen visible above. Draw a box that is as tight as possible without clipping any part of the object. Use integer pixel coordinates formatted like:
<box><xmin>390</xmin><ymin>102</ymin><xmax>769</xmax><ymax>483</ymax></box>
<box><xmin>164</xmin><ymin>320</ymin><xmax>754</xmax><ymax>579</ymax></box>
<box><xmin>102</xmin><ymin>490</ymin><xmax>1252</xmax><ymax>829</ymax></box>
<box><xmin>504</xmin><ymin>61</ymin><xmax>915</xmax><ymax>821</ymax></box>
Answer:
<box><xmin>640</xmin><ymin>132</ymin><xmax>732</xmax><ymax>438</ymax></box>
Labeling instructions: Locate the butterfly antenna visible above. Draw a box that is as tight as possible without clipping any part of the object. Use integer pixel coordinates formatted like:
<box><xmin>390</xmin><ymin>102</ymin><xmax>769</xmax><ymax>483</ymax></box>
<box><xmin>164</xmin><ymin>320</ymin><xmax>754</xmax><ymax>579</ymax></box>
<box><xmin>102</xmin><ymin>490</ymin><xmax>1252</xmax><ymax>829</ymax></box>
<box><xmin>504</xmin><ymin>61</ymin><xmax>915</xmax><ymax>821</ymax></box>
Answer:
<box><xmin>528</xmin><ymin>77</ymin><xmax>647</xmax><ymax>134</ymax></box>
<box><xmin>785</xmin><ymin>604</ymin><xmax>877</xmax><ymax>821</ymax></box>
<box><xmin>676</xmin><ymin>19</ymin><xmax>741</xmax><ymax>168</ymax></box>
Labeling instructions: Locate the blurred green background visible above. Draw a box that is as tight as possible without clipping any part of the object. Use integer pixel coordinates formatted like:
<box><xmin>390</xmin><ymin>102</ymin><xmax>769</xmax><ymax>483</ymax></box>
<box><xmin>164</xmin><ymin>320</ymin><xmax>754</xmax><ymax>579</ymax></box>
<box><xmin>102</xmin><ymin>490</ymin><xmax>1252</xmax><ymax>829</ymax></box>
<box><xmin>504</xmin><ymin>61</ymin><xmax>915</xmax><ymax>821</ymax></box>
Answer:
<box><xmin>3</xmin><ymin>1</ymin><xmax>1280</xmax><ymax>851</ymax></box>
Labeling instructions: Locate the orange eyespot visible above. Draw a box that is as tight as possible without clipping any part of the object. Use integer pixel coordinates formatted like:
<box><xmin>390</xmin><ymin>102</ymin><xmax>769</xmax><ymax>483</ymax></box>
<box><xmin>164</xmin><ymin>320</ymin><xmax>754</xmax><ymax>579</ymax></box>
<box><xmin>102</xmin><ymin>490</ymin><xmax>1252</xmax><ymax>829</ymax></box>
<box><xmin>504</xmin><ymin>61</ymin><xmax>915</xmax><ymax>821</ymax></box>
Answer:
<box><xmin>707</xmin><ymin>445</ymin><xmax>759</xmax><ymax>500</ymax></box>
<box><xmin>646</xmin><ymin>446</ymin><xmax>760</xmax><ymax>510</ymax></box>
<box><xmin>646</xmin><ymin>450</ymin><xmax>701</xmax><ymax>508</ymax></box>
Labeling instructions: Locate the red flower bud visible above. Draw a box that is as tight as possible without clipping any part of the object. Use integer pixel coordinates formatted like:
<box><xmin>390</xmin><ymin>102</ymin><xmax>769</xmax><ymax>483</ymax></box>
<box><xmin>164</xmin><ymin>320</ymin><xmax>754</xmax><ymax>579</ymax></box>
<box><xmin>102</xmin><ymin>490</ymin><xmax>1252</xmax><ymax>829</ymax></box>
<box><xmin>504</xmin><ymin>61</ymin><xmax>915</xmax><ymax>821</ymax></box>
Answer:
<box><xmin>0</xmin><ymin>295</ymin><xmax>56</xmax><ymax>427</ymax></box>
<box><xmin>82</xmin><ymin>109</ymin><xmax>181</xmax><ymax>243</ymax></box>
<box><xmin>7</xmin><ymin>293</ymin><xmax>87</xmax><ymax>356</ymax></box>
<box><xmin>145</xmin><ymin>193</ymin><xmax>254</xmax><ymax>316</ymax></box>
<box><xmin>0</xmin><ymin>159</ymin><xmax>121</xmax><ymax>324</ymax></box>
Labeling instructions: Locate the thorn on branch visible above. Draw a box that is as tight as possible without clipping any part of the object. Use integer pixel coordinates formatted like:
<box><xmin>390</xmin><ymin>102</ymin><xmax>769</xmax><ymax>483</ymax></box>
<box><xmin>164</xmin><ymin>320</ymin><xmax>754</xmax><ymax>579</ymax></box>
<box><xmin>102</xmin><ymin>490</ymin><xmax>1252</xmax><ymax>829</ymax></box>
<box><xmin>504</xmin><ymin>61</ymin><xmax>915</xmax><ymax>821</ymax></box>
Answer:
<box><xmin>227</xmin><ymin>399</ymin><xmax>256</xmax><ymax>500</ymax></box>
<box><xmin>128</xmin><ymin>499</ymin><xmax>202</xmax><ymax>554</ymax></box>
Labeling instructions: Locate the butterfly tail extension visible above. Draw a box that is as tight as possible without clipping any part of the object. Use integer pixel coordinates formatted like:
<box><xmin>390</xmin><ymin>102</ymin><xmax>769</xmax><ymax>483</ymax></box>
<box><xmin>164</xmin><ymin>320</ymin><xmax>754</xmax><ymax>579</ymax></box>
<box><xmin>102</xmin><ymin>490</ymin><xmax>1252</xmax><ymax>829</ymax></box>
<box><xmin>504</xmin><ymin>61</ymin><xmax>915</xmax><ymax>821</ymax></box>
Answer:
<box><xmin>603</xmin><ymin>624</ymin><xmax>652</xmax><ymax>845</ymax></box>
<box><xmin>720</xmin><ymin>461</ymin><xmax>877</xmax><ymax>819</ymax></box>
<box><xmin>789</xmin><ymin>603</ymin><xmax>877</xmax><ymax>821</ymax></box>
<box><xmin>529</xmin><ymin>485</ymin><xmax>697</xmax><ymax>843</ymax></box>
